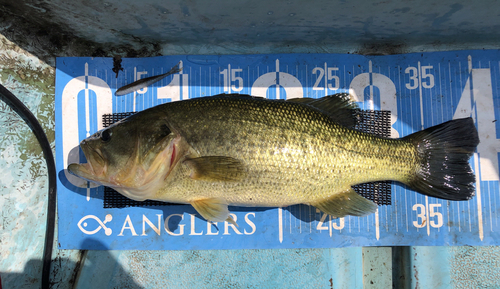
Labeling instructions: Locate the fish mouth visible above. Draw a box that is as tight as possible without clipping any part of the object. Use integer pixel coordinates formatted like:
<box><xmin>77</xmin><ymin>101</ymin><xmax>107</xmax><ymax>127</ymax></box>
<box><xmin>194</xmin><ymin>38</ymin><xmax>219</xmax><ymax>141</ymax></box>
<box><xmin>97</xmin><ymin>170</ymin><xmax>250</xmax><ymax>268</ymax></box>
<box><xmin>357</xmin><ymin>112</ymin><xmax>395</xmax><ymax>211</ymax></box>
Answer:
<box><xmin>67</xmin><ymin>141</ymin><xmax>108</xmax><ymax>184</ymax></box>
<box><xmin>67</xmin><ymin>162</ymin><xmax>97</xmax><ymax>182</ymax></box>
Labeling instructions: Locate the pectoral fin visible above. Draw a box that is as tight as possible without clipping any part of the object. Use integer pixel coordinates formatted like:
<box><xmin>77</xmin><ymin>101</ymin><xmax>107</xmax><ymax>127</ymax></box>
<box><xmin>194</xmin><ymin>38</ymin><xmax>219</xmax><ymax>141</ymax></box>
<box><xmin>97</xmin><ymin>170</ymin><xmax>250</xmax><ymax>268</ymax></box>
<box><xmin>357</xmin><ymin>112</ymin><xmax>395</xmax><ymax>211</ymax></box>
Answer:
<box><xmin>311</xmin><ymin>188</ymin><xmax>377</xmax><ymax>218</ymax></box>
<box><xmin>190</xmin><ymin>198</ymin><xmax>237</xmax><ymax>225</ymax></box>
<box><xmin>185</xmin><ymin>156</ymin><xmax>245</xmax><ymax>181</ymax></box>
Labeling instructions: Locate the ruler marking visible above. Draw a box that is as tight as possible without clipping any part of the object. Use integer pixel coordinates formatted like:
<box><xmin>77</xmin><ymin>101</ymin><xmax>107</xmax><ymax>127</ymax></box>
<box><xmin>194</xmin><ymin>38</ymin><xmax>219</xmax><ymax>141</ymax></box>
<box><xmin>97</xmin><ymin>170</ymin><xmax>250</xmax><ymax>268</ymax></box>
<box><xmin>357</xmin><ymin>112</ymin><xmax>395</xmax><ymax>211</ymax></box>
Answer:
<box><xmin>425</xmin><ymin>196</ymin><xmax>430</xmax><ymax>236</ymax></box>
<box><xmin>278</xmin><ymin>207</ymin><xmax>283</xmax><ymax>243</ymax></box>
<box><xmin>474</xmin><ymin>153</ymin><xmax>484</xmax><ymax>240</ymax></box>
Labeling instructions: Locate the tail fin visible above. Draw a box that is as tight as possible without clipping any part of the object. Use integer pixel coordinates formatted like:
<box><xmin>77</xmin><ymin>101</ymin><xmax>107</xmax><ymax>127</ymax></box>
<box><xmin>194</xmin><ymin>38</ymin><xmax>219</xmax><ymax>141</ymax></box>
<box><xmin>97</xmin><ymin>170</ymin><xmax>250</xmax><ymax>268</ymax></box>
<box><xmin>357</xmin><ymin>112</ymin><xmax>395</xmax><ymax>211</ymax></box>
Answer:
<box><xmin>403</xmin><ymin>117</ymin><xmax>479</xmax><ymax>200</ymax></box>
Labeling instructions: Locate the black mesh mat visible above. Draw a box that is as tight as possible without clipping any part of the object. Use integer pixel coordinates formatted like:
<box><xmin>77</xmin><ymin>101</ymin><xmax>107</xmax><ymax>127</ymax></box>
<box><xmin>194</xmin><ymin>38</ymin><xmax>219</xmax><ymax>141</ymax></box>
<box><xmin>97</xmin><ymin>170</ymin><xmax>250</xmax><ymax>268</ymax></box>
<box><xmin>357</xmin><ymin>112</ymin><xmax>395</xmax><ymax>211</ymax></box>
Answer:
<box><xmin>352</xmin><ymin>110</ymin><xmax>392</xmax><ymax>205</ymax></box>
<box><xmin>102</xmin><ymin>109</ymin><xmax>392</xmax><ymax>209</ymax></box>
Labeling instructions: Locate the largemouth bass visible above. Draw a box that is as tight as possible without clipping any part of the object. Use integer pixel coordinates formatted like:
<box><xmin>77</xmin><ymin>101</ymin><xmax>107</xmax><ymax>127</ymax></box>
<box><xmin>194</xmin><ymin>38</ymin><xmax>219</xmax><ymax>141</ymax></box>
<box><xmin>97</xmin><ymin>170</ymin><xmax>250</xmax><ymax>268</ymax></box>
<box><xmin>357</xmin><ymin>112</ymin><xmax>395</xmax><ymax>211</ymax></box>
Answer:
<box><xmin>68</xmin><ymin>93</ymin><xmax>479</xmax><ymax>224</ymax></box>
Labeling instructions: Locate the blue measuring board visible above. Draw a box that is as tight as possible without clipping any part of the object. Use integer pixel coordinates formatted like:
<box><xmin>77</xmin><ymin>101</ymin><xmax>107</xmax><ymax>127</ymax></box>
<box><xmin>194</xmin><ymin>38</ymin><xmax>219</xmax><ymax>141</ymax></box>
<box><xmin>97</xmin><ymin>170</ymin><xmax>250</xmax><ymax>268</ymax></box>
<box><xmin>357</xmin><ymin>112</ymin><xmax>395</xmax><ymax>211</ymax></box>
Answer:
<box><xmin>55</xmin><ymin>51</ymin><xmax>500</xmax><ymax>250</ymax></box>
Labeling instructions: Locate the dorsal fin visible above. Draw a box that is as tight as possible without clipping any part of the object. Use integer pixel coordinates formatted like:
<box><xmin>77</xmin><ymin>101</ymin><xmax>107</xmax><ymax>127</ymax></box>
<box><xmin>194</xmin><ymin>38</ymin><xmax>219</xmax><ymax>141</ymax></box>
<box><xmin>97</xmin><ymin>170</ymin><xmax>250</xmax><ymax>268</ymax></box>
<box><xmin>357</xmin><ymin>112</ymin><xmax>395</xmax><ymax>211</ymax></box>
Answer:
<box><xmin>288</xmin><ymin>93</ymin><xmax>359</xmax><ymax>128</ymax></box>
<box><xmin>286</xmin><ymin>98</ymin><xmax>316</xmax><ymax>104</ymax></box>
<box><xmin>222</xmin><ymin>93</ymin><xmax>266</xmax><ymax>100</ymax></box>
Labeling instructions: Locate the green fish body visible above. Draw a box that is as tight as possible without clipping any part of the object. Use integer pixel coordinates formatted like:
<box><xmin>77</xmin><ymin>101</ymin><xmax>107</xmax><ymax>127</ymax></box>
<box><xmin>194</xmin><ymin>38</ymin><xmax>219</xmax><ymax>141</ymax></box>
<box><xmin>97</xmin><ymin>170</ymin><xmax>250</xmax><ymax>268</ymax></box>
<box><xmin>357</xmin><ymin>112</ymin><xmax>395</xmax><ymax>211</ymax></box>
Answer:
<box><xmin>68</xmin><ymin>93</ymin><xmax>479</xmax><ymax>223</ymax></box>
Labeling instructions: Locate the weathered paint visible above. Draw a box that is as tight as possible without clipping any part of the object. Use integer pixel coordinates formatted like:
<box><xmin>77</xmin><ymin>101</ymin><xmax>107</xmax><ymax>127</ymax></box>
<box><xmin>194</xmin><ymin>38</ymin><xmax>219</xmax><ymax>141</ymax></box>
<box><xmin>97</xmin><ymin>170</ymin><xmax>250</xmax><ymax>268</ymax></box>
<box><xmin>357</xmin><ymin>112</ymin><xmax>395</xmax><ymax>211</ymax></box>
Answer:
<box><xmin>75</xmin><ymin>248</ymin><xmax>363</xmax><ymax>289</ymax></box>
<box><xmin>0</xmin><ymin>34</ymin><xmax>61</xmax><ymax>288</ymax></box>
<box><xmin>363</xmin><ymin>247</ymin><xmax>392</xmax><ymax>288</ymax></box>
<box><xmin>409</xmin><ymin>247</ymin><xmax>452</xmax><ymax>289</ymax></box>
<box><xmin>449</xmin><ymin>246</ymin><xmax>500</xmax><ymax>289</ymax></box>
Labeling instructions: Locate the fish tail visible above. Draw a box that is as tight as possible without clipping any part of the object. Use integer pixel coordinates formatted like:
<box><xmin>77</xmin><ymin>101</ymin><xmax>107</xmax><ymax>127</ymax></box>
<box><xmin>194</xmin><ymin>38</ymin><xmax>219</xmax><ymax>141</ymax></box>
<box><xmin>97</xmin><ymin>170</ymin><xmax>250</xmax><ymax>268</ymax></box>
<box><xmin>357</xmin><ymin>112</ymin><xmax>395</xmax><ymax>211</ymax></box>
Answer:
<box><xmin>402</xmin><ymin>117</ymin><xmax>479</xmax><ymax>200</ymax></box>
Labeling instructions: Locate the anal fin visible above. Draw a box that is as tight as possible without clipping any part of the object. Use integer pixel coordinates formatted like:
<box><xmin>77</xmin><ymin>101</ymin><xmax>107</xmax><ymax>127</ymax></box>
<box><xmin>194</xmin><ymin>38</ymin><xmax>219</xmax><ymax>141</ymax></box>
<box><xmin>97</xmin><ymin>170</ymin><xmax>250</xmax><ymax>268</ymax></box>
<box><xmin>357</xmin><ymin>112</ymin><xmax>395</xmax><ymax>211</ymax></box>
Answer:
<box><xmin>190</xmin><ymin>198</ymin><xmax>237</xmax><ymax>225</ymax></box>
<box><xmin>311</xmin><ymin>188</ymin><xmax>377</xmax><ymax>218</ymax></box>
<box><xmin>185</xmin><ymin>156</ymin><xmax>245</xmax><ymax>182</ymax></box>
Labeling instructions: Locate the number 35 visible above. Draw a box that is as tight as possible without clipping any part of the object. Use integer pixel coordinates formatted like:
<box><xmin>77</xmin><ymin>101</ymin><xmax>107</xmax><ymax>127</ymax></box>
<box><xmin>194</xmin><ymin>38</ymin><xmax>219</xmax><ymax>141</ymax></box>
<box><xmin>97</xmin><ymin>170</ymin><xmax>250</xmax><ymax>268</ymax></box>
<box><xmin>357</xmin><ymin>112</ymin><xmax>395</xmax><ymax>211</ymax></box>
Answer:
<box><xmin>413</xmin><ymin>203</ymin><xmax>443</xmax><ymax>228</ymax></box>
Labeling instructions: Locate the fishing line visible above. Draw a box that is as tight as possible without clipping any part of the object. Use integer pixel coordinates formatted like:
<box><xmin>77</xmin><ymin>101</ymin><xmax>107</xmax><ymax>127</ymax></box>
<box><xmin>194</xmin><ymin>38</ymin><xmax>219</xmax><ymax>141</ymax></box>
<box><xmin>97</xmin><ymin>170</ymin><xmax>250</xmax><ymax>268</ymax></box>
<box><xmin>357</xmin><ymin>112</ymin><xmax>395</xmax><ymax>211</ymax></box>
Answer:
<box><xmin>0</xmin><ymin>84</ymin><xmax>56</xmax><ymax>289</ymax></box>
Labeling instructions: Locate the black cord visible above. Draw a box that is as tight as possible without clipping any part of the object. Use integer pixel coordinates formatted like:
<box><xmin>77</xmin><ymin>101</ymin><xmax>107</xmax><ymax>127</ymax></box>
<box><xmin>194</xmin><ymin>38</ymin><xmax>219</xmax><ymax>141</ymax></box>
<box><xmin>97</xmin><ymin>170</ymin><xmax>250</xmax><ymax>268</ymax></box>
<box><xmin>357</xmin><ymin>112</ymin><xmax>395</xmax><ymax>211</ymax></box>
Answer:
<box><xmin>0</xmin><ymin>84</ymin><xmax>56</xmax><ymax>289</ymax></box>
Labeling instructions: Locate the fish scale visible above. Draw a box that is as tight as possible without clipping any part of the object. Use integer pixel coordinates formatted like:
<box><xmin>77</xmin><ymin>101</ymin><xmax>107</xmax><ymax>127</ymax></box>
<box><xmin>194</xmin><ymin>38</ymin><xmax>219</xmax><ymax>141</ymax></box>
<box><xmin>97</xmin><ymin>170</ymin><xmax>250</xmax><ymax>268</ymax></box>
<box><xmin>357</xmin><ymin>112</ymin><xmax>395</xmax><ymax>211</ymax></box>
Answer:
<box><xmin>155</xmin><ymin>95</ymin><xmax>416</xmax><ymax>206</ymax></box>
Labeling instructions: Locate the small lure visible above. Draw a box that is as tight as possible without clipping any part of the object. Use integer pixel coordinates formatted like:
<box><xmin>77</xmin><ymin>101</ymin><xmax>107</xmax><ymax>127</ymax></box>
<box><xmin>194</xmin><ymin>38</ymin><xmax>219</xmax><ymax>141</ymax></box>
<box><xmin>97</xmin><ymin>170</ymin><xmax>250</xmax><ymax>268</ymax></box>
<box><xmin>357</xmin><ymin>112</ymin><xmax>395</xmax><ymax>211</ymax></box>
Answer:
<box><xmin>115</xmin><ymin>62</ymin><xmax>182</xmax><ymax>96</ymax></box>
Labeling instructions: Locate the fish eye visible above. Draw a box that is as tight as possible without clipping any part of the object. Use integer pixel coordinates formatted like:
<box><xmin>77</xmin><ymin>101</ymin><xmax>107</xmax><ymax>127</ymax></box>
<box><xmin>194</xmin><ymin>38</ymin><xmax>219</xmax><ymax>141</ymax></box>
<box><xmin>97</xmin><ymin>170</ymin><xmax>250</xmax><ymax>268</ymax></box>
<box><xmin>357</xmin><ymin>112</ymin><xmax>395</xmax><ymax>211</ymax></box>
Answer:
<box><xmin>100</xmin><ymin>129</ymin><xmax>112</xmax><ymax>142</ymax></box>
